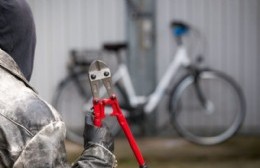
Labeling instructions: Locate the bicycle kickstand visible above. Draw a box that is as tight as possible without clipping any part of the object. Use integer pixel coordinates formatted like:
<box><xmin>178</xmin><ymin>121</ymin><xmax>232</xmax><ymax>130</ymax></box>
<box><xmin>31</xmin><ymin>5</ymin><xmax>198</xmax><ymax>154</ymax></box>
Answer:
<box><xmin>88</xmin><ymin>60</ymin><xmax>148</xmax><ymax>168</ymax></box>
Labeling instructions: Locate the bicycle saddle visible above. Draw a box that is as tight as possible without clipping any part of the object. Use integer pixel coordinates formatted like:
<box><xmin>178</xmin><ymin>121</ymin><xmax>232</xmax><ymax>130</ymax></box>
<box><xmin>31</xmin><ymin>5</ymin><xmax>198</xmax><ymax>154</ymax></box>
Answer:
<box><xmin>103</xmin><ymin>42</ymin><xmax>128</xmax><ymax>52</ymax></box>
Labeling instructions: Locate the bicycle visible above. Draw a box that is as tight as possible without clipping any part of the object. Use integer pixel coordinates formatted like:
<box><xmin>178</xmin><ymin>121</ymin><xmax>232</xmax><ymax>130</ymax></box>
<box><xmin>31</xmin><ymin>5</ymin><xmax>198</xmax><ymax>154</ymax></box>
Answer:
<box><xmin>52</xmin><ymin>21</ymin><xmax>246</xmax><ymax>145</ymax></box>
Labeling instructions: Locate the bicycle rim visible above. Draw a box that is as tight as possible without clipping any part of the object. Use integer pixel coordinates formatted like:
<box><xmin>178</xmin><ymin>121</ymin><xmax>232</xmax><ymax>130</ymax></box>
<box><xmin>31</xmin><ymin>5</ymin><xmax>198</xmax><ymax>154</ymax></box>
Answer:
<box><xmin>170</xmin><ymin>70</ymin><xmax>245</xmax><ymax>145</ymax></box>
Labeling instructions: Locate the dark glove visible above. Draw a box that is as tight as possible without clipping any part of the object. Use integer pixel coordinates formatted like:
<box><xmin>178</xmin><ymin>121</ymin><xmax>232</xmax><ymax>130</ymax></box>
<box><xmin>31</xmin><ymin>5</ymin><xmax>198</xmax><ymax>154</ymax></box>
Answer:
<box><xmin>83</xmin><ymin>116</ymin><xmax>114</xmax><ymax>152</ymax></box>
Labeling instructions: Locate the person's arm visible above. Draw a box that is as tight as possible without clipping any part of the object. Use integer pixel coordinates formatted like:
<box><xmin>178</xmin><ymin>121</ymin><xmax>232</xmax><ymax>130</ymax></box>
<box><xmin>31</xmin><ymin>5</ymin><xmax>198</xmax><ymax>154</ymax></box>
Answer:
<box><xmin>12</xmin><ymin>121</ymin><xmax>117</xmax><ymax>168</ymax></box>
<box><xmin>0</xmin><ymin>88</ymin><xmax>116</xmax><ymax>168</ymax></box>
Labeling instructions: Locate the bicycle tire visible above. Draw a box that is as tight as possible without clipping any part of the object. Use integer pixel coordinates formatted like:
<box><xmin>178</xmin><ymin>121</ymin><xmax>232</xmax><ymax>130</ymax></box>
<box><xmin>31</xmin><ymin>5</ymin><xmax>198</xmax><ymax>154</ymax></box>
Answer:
<box><xmin>169</xmin><ymin>69</ymin><xmax>246</xmax><ymax>145</ymax></box>
<box><xmin>52</xmin><ymin>71</ymin><xmax>125</xmax><ymax>144</ymax></box>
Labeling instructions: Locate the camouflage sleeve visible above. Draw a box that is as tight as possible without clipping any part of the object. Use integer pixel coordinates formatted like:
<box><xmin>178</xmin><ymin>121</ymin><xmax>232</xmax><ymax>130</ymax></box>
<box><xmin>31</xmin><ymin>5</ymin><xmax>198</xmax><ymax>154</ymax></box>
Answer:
<box><xmin>72</xmin><ymin>143</ymin><xmax>117</xmax><ymax>168</ymax></box>
<box><xmin>11</xmin><ymin>120</ymin><xmax>116</xmax><ymax>168</ymax></box>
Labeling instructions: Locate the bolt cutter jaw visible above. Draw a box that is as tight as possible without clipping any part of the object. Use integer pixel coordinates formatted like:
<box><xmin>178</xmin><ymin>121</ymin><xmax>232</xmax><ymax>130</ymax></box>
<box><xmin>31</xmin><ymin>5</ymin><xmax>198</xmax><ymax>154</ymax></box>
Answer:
<box><xmin>88</xmin><ymin>60</ymin><xmax>114</xmax><ymax>99</ymax></box>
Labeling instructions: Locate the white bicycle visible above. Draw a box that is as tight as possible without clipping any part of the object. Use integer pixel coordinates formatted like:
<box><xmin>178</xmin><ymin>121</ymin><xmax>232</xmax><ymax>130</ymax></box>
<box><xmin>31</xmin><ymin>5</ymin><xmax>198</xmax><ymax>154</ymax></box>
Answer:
<box><xmin>52</xmin><ymin>21</ymin><xmax>246</xmax><ymax>145</ymax></box>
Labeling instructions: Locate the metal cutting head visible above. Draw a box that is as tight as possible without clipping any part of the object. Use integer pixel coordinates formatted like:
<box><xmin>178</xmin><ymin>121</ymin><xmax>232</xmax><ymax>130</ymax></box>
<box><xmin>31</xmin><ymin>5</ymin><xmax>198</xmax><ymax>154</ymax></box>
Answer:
<box><xmin>88</xmin><ymin>60</ymin><xmax>113</xmax><ymax>99</ymax></box>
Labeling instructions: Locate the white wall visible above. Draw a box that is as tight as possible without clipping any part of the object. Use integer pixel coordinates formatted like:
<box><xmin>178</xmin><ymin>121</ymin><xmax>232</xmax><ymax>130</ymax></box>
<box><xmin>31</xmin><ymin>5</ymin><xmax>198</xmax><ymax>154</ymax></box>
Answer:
<box><xmin>27</xmin><ymin>0</ymin><xmax>126</xmax><ymax>101</ymax></box>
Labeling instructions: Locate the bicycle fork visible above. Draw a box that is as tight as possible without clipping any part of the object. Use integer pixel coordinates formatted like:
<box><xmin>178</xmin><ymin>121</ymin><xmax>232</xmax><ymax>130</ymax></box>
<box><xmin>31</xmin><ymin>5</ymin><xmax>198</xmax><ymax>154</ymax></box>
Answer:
<box><xmin>88</xmin><ymin>60</ymin><xmax>148</xmax><ymax>168</ymax></box>
<box><xmin>193</xmin><ymin>71</ymin><xmax>215</xmax><ymax>114</ymax></box>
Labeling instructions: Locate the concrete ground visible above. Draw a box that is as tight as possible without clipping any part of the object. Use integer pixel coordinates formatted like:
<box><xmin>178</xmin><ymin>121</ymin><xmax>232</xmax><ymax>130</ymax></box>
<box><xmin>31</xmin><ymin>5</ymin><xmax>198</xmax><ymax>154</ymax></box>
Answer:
<box><xmin>65</xmin><ymin>135</ymin><xmax>260</xmax><ymax>168</ymax></box>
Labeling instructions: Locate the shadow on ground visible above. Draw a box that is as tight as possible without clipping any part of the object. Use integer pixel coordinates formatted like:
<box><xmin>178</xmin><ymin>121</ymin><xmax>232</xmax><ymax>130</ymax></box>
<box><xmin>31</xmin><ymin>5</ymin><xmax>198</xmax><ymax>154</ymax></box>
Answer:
<box><xmin>65</xmin><ymin>135</ymin><xmax>260</xmax><ymax>168</ymax></box>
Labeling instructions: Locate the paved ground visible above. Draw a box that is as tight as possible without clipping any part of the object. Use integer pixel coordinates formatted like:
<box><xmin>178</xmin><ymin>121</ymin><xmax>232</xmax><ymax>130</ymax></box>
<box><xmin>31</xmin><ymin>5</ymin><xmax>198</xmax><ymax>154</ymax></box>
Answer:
<box><xmin>65</xmin><ymin>135</ymin><xmax>260</xmax><ymax>168</ymax></box>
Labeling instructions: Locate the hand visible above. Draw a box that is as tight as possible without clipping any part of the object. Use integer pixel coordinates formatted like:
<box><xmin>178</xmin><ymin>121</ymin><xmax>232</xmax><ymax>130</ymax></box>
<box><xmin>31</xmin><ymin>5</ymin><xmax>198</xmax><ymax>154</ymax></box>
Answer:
<box><xmin>83</xmin><ymin>116</ymin><xmax>114</xmax><ymax>152</ymax></box>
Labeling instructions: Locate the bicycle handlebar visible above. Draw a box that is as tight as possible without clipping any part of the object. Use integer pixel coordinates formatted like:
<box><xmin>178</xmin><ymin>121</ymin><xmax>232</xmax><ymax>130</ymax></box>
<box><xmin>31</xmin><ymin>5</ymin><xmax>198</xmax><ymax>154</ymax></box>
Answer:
<box><xmin>170</xmin><ymin>21</ymin><xmax>190</xmax><ymax>30</ymax></box>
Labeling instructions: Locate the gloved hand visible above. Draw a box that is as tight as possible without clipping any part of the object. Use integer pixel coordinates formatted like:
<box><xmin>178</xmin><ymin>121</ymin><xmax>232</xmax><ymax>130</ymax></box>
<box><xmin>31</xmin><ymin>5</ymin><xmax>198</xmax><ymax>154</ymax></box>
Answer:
<box><xmin>83</xmin><ymin>115</ymin><xmax>114</xmax><ymax>152</ymax></box>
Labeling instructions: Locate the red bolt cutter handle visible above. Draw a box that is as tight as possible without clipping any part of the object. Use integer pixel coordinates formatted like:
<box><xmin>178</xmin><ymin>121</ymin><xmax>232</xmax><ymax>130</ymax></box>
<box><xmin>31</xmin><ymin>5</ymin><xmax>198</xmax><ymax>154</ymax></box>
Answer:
<box><xmin>92</xmin><ymin>95</ymin><xmax>148</xmax><ymax>168</ymax></box>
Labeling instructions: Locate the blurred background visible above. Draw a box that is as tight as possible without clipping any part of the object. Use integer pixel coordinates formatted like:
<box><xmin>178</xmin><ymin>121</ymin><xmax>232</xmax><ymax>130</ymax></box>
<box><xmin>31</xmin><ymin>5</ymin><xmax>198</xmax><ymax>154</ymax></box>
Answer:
<box><xmin>26</xmin><ymin>0</ymin><xmax>259</xmax><ymax>167</ymax></box>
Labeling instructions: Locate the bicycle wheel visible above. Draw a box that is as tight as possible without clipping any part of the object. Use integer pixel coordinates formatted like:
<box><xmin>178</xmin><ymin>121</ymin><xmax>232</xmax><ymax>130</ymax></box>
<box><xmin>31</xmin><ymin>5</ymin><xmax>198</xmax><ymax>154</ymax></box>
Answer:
<box><xmin>52</xmin><ymin>72</ymin><xmax>124</xmax><ymax>144</ymax></box>
<box><xmin>169</xmin><ymin>69</ymin><xmax>245</xmax><ymax>145</ymax></box>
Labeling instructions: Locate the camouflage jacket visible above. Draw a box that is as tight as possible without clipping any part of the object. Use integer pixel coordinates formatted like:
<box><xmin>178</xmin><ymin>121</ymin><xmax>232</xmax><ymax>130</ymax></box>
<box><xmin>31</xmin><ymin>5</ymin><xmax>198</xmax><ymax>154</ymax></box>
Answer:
<box><xmin>0</xmin><ymin>49</ymin><xmax>116</xmax><ymax>168</ymax></box>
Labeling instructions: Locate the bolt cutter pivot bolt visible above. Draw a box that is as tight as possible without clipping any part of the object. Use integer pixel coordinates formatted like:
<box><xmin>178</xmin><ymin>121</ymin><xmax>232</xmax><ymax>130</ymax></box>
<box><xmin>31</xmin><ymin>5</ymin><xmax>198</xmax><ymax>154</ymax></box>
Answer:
<box><xmin>91</xmin><ymin>74</ymin><xmax>96</xmax><ymax>79</ymax></box>
<box><xmin>104</xmin><ymin>71</ymin><xmax>110</xmax><ymax>76</ymax></box>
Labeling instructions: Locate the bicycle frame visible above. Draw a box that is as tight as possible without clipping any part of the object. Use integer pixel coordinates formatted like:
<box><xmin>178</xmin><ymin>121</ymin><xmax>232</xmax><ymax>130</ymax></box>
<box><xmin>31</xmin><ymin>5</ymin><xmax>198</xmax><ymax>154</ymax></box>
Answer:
<box><xmin>83</xmin><ymin>45</ymin><xmax>191</xmax><ymax>115</ymax></box>
<box><xmin>144</xmin><ymin>46</ymin><xmax>191</xmax><ymax>113</ymax></box>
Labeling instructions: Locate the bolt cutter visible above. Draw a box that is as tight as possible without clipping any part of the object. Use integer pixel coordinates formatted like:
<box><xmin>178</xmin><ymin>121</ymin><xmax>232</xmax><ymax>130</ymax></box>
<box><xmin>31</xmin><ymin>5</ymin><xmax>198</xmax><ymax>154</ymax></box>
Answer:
<box><xmin>88</xmin><ymin>60</ymin><xmax>148</xmax><ymax>168</ymax></box>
